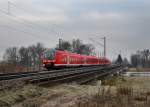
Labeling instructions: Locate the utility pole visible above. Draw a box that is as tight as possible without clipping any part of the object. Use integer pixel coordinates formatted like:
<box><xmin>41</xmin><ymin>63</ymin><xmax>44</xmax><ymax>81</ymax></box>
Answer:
<box><xmin>59</xmin><ymin>38</ymin><xmax>62</xmax><ymax>50</ymax></box>
<box><xmin>103</xmin><ymin>37</ymin><xmax>106</xmax><ymax>58</ymax></box>
<box><xmin>89</xmin><ymin>36</ymin><xmax>106</xmax><ymax>58</ymax></box>
<box><xmin>99</xmin><ymin>37</ymin><xmax>106</xmax><ymax>58</ymax></box>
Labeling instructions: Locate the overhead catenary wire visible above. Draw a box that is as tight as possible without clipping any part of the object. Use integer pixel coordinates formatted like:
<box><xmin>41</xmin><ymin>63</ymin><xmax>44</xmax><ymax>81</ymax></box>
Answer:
<box><xmin>89</xmin><ymin>37</ymin><xmax>106</xmax><ymax>57</ymax></box>
<box><xmin>10</xmin><ymin>1</ymin><xmax>67</xmax><ymax>35</ymax></box>
<box><xmin>0</xmin><ymin>24</ymin><xmax>53</xmax><ymax>41</ymax></box>
<box><xmin>0</xmin><ymin>8</ymin><xmax>57</xmax><ymax>41</ymax></box>
<box><xmin>7</xmin><ymin>1</ymin><xmax>64</xmax><ymax>38</ymax></box>
<box><xmin>0</xmin><ymin>8</ymin><xmax>57</xmax><ymax>37</ymax></box>
<box><xmin>0</xmin><ymin>0</ymin><xmax>66</xmax><ymax>41</ymax></box>
<box><xmin>89</xmin><ymin>38</ymin><xmax>104</xmax><ymax>47</ymax></box>
<box><xmin>6</xmin><ymin>1</ymin><xmax>83</xmax><ymax>42</ymax></box>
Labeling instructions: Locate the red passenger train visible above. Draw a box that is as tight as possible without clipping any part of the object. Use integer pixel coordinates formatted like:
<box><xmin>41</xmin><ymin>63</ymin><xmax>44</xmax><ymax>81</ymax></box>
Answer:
<box><xmin>41</xmin><ymin>49</ymin><xmax>111</xmax><ymax>70</ymax></box>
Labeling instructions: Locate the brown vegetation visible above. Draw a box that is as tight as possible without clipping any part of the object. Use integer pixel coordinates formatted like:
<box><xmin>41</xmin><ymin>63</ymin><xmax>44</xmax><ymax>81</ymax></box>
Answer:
<box><xmin>0</xmin><ymin>63</ymin><xmax>25</xmax><ymax>73</ymax></box>
<box><xmin>0</xmin><ymin>85</ymin><xmax>46</xmax><ymax>107</ymax></box>
<box><xmin>71</xmin><ymin>86</ymin><xmax>150</xmax><ymax>107</ymax></box>
<box><xmin>0</xmin><ymin>76</ymin><xmax>150</xmax><ymax>107</ymax></box>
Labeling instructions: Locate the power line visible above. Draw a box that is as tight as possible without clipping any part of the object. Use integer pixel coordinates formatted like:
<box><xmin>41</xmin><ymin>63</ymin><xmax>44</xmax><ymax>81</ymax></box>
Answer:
<box><xmin>0</xmin><ymin>8</ymin><xmax>58</xmax><ymax>37</ymax></box>
<box><xmin>89</xmin><ymin>38</ymin><xmax>104</xmax><ymax>47</ymax></box>
<box><xmin>7</xmin><ymin>1</ymin><xmax>64</xmax><ymax>37</ymax></box>
<box><xmin>0</xmin><ymin>9</ymin><xmax>57</xmax><ymax>41</ymax></box>
<box><xmin>10</xmin><ymin>1</ymin><xmax>66</xmax><ymax>34</ymax></box>
<box><xmin>89</xmin><ymin>37</ymin><xmax>106</xmax><ymax>57</ymax></box>
<box><xmin>0</xmin><ymin>24</ymin><xmax>56</xmax><ymax>41</ymax></box>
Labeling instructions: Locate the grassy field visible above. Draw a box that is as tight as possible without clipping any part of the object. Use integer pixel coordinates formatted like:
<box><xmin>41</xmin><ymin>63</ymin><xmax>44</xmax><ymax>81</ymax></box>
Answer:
<box><xmin>72</xmin><ymin>77</ymin><xmax>150</xmax><ymax>107</ymax></box>
<box><xmin>0</xmin><ymin>76</ymin><xmax>150</xmax><ymax>107</ymax></box>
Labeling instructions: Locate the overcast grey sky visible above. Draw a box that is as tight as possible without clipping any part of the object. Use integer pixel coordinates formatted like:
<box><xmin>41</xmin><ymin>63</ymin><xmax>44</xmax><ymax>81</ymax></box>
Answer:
<box><xmin>0</xmin><ymin>0</ymin><xmax>150</xmax><ymax>61</ymax></box>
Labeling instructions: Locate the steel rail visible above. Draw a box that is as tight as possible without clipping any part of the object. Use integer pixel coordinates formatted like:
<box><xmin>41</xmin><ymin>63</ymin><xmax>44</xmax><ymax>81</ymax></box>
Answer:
<box><xmin>0</xmin><ymin>65</ymin><xmax>109</xmax><ymax>81</ymax></box>
<box><xmin>28</xmin><ymin>65</ymin><xmax>120</xmax><ymax>83</ymax></box>
<box><xmin>25</xmin><ymin>66</ymin><xmax>106</xmax><ymax>82</ymax></box>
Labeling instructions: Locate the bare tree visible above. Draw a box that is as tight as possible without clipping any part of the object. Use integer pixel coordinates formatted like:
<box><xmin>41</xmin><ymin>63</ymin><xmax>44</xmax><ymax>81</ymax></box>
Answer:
<box><xmin>18</xmin><ymin>47</ymin><xmax>28</xmax><ymax>66</ymax></box>
<box><xmin>35</xmin><ymin>43</ymin><xmax>45</xmax><ymax>70</ymax></box>
<box><xmin>4</xmin><ymin>47</ymin><xmax>19</xmax><ymax>65</ymax></box>
<box><xmin>116</xmin><ymin>54</ymin><xmax>123</xmax><ymax>65</ymax></box>
<box><xmin>55</xmin><ymin>39</ymin><xmax>95</xmax><ymax>55</ymax></box>
<box><xmin>79</xmin><ymin>44</ymin><xmax>95</xmax><ymax>55</ymax></box>
<box><xmin>3</xmin><ymin>42</ymin><xmax>45</xmax><ymax>72</ymax></box>
<box><xmin>72</xmin><ymin>39</ymin><xmax>82</xmax><ymax>53</ymax></box>
<box><xmin>28</xmin><ymin>45</ymin><xmax>36</xmax><ymax>70</ymax></box>
<box><xmin>123</xmin><ymin>58</ymin><xmax>130</xmax><ymax>67</ymax></box>
<box><xmin>56</xmin><ymin>40</ymin><xmax>71</xmax><ymax>51</ymax></box>
<box><xmin>72</xmin><ymin>39</ymin><xmax>95</xmax><ymax>55</ymax></box>
<box><xmin>131</xmin><ymin>49</ymin><xmax>150</xmax><ymax>68</ymax></box>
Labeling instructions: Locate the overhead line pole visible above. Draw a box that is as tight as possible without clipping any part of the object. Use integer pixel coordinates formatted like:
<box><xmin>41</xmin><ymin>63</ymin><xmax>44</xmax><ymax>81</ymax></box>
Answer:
<box><xmin>104</xmin><ymin>37</ymin><xmax>106</xmax><ymax>58</ymax></box>
<box><xmin>98</xmin><ymin>37</ymin><xmax>106</xmax><ymax>58</ymax></box>
<box><xmin>89</xmin><ymin>36</ymin><xmax>106</xmax><ymax>58</ymax></box>
<box><xmin>59</xmin><ymin>38</ymin><xmax>62</xmax><ymax>50</ymax></box>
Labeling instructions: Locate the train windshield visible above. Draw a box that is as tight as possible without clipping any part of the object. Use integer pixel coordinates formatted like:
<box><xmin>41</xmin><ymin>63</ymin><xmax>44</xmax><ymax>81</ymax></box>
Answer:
<box><xmin>43</xmin><ymin>49</ymin><xmax>55</xmax><ymax>60</ymax></box>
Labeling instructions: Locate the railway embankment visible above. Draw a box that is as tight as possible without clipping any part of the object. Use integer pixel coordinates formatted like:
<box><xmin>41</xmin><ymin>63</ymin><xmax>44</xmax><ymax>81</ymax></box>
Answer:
<box><xmin>0</xmin><ymin>75</ymin><xmax>150</xmax><ymax>107</ymax></box>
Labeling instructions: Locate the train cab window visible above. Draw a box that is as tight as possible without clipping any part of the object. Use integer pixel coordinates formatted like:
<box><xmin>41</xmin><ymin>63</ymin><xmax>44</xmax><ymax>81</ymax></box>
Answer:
<box><xmin>43</xmin><ymin>49</ymin><xmax>55</xmax><ymax>60</ymax></box>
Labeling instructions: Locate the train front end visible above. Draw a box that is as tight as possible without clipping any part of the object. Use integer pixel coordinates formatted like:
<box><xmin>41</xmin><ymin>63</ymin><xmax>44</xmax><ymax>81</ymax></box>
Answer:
<box><xmin>41</xmin><ymin>49</ymin><xmax>56</xmax><ymax>70</ymax></box>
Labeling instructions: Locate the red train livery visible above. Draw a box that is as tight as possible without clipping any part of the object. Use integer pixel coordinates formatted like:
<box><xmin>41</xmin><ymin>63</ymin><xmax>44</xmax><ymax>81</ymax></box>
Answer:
<box><xmin>41</xmin><ymin>49</ymin><xmax>111</xmax><ymax>70</ymax></box>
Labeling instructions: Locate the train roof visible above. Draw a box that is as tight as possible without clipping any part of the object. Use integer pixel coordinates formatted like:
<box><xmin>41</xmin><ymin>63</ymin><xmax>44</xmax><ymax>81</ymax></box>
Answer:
<box><xmin>47</xmin><ymin>49</ymin><xmax>109</xmax><ymax>60</ymax></box>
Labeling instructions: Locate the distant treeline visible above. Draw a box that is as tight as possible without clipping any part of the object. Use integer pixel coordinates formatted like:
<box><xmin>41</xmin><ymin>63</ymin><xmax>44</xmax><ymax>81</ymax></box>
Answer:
<box><xmin>131</xmin><ymin>49</ymin><xmax>150</xmax><ymax>68</ymax></box>
<box><xmin>56</xmin><ymin>39</ymin><xmax>95</xmax><ymax>55</ymax></box>
<box><xmin>0</xmin><ymin>39</ymin><xmax>95</xmax><ymax>72</ymax></box>
<box><xmin>4</xmin><ymin>39</ymin><xmax>148</xmax><ymax>72</ymax></box>
<box><xmin>2</xmin><ymin>42</ymin><xmax>45</xmax><ymax>71</ymax></box>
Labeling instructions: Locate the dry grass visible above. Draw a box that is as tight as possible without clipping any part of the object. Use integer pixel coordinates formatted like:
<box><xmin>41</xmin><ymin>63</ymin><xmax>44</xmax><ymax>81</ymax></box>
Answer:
<box><xmin>0</xmin><ymin>84</ymin><xmax>87</xmax><ymax>107</ymax></box>
<box><xmin>0</xmin><ymin>76</ymin><xmax>150</xmax><ymax>107</ymax></box>
<box><xmin>71</xmin><ymin>86</ymin><xmax>150</xmax><ymax>107</ymax></box>
<box><xmin>69</xmin><ymin>77</ymin><xmax>150</xmax><ymax>107</ymax></box>
<box><xmin>101</xmin><ymin>76</ymin><xmax>126</xmax><ymax>86</ymax></box>
<box><xmin>116</xmin><ymin>86</ymin><xmax>133</xmax><ymax>95</ymax></box>
<box><xmin>0</xmin><ymin>84</ymin><xmax>47</xmax><ymax>107</ymax></box>
<box><xmin>0</xmin><ymin>79</ymin><xmax>25</xmax><ymax>91</ymax></box>
<box><xmin>0</xmin><ymin>64</ymin><xmax>26</xmax><ymax>73</ymax></box>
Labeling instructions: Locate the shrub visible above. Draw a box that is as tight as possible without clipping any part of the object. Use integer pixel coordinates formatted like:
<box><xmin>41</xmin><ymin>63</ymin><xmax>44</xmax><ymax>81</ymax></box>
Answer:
<box><xmin>21</xmin><ymin>85</ymin><xmax>43</xmax><ymax>98</ymax></box>
<box><xmin>14</xmin><ymin>94</ymin><xmax>25</xmax><ymax>102</ymax></box>
<box><xmin>134</xmin><ymin>95</ymin><xmax>147</xmax><ymax>102</ymax></box>
<box><xmin>21</xmin><ymin>99</ymin><xmax>41</xmax><ymax>107</ymax></box>
<box><xmin>0</xmin><ymin>100</ymin><xmax>11</xmax><ymax>107</ymax></box>
<box><xmin>101</xmin><ymin>77</ymin><xmax>125</xmax><ymax>86</ymax></box>
<box><xmin>117</xmin><ymin>86</ymin><xmax>133</xmax><ymax>96</ymax></box>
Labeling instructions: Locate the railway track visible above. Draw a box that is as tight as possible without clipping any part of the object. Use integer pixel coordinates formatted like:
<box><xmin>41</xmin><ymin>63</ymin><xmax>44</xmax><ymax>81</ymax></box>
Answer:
<box><xmin>0</xmin><ymin>66</ymin><xmax>103</xmax><ymax>81</ymax></box>
<box><xmin>29</xmin><ymin>64</ymin><xmax>121</xmax><ymax>85</ymax></box>
<box><xmin>0</xmin><ymin>65</ymin><xmax>121</xmax><ymax>84</ymax></box>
